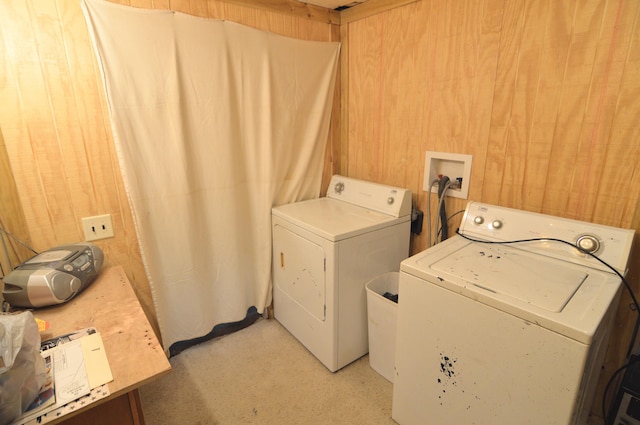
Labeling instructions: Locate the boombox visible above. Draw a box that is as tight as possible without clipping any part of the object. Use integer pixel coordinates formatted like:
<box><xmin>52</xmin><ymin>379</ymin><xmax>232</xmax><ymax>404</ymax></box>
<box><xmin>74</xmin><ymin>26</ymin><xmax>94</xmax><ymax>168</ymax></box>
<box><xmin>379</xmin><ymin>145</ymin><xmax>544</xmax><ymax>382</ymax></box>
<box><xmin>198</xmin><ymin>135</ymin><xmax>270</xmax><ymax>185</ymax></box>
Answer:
<box><xmin>2</xmin><ymin>243</ymin><xmax>104</xmax><ymax>308</ymax></box>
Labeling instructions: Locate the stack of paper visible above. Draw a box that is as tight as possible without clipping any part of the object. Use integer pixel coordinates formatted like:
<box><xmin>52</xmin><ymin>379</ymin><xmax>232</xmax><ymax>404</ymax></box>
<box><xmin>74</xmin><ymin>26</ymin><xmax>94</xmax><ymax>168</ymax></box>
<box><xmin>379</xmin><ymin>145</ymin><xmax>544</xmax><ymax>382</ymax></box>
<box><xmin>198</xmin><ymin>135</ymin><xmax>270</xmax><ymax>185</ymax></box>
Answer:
<box><xmin>12</xmin><ymin>328</ymin><xmax>113</xmax><ymax>425</ymax></box>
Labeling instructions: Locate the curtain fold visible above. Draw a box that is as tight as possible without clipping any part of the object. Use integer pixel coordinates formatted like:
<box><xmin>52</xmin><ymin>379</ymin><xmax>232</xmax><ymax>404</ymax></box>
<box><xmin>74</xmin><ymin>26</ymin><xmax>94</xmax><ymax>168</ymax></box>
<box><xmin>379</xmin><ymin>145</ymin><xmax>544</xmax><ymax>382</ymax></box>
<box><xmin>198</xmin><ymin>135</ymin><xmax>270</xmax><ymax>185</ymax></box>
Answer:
<box><xmin>82</xmin><ymin>0</ymin><xmax>340</xmax><ymax>349</ymax></box>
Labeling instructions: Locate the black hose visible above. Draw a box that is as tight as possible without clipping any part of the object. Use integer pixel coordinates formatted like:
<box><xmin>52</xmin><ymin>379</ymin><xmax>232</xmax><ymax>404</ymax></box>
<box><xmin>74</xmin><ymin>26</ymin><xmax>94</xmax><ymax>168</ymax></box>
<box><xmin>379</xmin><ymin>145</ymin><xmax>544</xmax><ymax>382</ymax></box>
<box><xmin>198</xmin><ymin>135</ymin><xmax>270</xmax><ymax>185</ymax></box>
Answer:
<box><xmin>438</xmin><ymin>176</ymin><xmax>450</xmax><ymax>241</ymax></box>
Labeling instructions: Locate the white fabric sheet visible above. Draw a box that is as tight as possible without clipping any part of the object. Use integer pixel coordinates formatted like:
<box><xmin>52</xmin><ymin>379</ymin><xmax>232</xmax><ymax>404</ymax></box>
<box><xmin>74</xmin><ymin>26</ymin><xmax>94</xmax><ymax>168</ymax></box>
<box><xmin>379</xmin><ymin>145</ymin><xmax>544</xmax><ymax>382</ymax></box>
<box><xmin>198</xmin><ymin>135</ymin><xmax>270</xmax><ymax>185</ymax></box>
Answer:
<box><xmin>82</xmin><ymin>0</ymin><xmax>339</xmax><ymax>349</ymax></box>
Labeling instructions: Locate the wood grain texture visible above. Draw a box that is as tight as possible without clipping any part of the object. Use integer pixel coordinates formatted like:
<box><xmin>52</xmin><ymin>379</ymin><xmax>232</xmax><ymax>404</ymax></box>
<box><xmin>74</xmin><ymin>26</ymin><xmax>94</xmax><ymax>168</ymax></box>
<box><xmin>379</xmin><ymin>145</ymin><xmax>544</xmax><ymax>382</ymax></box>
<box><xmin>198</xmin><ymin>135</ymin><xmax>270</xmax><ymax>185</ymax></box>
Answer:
<box><xmin>344</xmin><ymin>0</ymin><xmax>639</xmax><ymax>231</ymax></box>
<box><xmin>321</xmin><ymin>22</ymin><xmax>342</xmax><ymax>196</ymax></box>
<box><xmin>33</xmin><ymin>266</ymin><xmax>170</xmax><ymax>425</ymax></box>
<box><xmin>0</xmin><ymin>130</ymin><xmax>33</xmax><ymax>275</ymax></box>
<box><xmin>341</xmin><ymin>0</ymin><xmax>420</xmax><ymax>24</ymax></box>
<box><xmin>346</xmin><ymin>0</ymin><xmax>504</xmax><ymax>245</ymax></box>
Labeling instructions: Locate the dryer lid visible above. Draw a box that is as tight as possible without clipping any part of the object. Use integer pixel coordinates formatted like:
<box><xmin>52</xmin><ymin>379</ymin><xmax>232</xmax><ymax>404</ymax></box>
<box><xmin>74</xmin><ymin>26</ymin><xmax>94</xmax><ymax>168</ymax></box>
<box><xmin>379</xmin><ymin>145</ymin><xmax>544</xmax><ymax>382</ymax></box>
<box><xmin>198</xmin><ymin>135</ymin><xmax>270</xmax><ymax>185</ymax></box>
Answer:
<box><xmin>272</xmin><ymin>197</ymin><xmax>409</xmax><ymax>241</ymax></box>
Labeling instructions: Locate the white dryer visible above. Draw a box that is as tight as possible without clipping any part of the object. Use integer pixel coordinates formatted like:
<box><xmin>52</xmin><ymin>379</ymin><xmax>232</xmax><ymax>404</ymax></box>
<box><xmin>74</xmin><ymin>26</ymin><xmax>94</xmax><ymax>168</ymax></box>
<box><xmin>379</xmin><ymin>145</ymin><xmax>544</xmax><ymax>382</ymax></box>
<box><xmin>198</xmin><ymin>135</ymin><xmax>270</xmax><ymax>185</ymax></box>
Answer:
<box><xmin>272</xmin><ymin>175</ymin><xmax>412</xmax><ymax>372</ymax></box>
<box><xmin>393</xmin><ymin>202</ymin><xmax>635</xmax><ymax>425</ymax></box>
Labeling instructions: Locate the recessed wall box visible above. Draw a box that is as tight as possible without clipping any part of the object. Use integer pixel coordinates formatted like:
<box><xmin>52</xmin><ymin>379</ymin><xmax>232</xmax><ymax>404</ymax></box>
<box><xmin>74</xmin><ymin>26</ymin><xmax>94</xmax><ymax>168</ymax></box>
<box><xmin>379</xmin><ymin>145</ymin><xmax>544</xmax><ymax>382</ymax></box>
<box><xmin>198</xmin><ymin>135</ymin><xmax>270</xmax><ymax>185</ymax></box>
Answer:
<box><xmin>423</xmin><ymin>151</ymin><xmax>472</xmax><ymax>199</ymax></box>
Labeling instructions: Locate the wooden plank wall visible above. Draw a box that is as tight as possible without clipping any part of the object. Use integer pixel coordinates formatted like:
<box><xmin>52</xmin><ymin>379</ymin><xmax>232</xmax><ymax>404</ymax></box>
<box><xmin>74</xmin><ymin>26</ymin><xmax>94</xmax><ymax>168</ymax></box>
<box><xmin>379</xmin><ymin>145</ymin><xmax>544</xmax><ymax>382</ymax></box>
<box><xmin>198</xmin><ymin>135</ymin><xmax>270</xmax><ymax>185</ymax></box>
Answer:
<box><xmin>344</xmin><ymin>0</ymin><xmax>640</xmax><ymax>229</ymax></box>
<box><xmin>0</xmin><ymin>129</ymin><xmax>33</xmax><ymax>278</ymax></box>
<box><xmin>0</xmin><ymin>0</ymin><xmax>339</xmax><ymax>336</ymax></box>
<box><xmin>342</xmin><ymin>0</ymin><xmax>640</xmax><ymax>419</ymax></box>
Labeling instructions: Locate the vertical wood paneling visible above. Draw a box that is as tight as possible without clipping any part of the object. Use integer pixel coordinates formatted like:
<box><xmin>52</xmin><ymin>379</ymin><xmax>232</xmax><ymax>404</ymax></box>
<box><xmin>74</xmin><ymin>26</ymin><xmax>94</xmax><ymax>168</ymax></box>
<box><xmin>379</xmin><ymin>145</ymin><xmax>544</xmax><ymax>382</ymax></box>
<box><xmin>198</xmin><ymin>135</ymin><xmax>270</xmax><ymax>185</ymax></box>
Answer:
<box><xmin>347</xmin><ymin>0</ymin><xmax>503</xmax><ymax>248</ymax></box>
<box><xmin>346</xmin><ymin>14</ymin><xmax>383</xmax><ymax>182</ymax></box>
<box><xmin>563</xmin><ymin>0</ymin><xmax>624</xmax><ymax>221</ymax></box>
<box><xmin>378</xmin><ymin>4</ymin><xmax>417</xmax><ymax>189</ymax></box>
<box><xmin>592</xmin><ymin>1</ymin><xmax>640</xmax><ymax>225</ymax></box>
<box><xmin>0</xmin><ymin>130</ymin><xmax>32</xmax><ymax>276</ymax></box>
<box><xmin>343</xmin><ymin>0</ymin><xmax>640</xmax><ymax>234</ymax></box>
<box><xmin>321</xmin><ymin>22</ymin><xmax>342</xmax><ymax>195</ymax></box>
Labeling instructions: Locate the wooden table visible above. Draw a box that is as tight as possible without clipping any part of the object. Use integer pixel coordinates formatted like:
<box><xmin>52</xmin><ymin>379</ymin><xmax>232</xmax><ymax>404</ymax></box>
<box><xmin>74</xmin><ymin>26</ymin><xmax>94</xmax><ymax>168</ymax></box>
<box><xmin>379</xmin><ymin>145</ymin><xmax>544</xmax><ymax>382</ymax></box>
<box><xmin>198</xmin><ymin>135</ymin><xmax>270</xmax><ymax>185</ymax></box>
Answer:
<box><xmin>32</xmin><ymin>266</ymin><xmax>171</xmax><ymax>425</ymax></box>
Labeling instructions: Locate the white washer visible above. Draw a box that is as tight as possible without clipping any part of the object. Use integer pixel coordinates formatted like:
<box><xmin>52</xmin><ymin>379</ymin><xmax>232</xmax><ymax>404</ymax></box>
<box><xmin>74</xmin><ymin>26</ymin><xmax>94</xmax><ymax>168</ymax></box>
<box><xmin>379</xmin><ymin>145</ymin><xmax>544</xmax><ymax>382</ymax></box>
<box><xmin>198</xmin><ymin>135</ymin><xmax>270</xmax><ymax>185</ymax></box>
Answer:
<box><xmin>272</xmin><ymin>175</ymin><xmax>412</xmax><ymax>372</ymax></box>
<box><xmin>393</xmin><ymin>201</ymin><xmax>635</xmax><ymax>425</ymax></box>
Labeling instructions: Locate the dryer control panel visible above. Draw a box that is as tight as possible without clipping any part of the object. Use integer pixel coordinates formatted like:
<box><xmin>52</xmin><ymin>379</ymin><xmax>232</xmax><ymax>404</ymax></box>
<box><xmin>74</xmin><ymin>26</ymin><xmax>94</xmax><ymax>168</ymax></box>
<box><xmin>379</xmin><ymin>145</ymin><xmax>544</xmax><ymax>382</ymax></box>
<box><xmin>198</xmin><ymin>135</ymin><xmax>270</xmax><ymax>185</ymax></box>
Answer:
<box><xmin>459</xmin><ymin>202</ymin><xmax>635</xmax><ymax>275</ymax></box>
<box><xmin>327</xmin><ymin>175</ymin><xmax>412</xmax><ymax>218</ymax></box>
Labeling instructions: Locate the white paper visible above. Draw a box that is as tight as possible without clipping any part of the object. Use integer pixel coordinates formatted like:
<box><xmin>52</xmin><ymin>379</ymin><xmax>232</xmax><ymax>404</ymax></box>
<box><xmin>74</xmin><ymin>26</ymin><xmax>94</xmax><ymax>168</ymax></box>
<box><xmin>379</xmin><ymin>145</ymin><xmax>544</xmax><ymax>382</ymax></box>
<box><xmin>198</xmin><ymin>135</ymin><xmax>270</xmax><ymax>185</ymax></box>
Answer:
<box><xmin>13</xmin><ymin>330</ymin><xmax>112</xmax><ymax>425</ymax></box>
<box><xmin>51</xmin><ymin>338</ymin><xmax>91</xmax><ymax>404</ymax></box>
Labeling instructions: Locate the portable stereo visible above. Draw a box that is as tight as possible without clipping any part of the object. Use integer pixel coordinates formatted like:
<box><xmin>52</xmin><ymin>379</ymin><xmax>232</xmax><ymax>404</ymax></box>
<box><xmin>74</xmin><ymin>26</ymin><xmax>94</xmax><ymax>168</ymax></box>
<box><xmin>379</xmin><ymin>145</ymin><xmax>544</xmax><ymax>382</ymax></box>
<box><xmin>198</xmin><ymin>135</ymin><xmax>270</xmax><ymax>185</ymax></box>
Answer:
<box><xmin>2</xmin><ymin>243</ymin><xmax>104</xmax><ymax>308</ymax></box>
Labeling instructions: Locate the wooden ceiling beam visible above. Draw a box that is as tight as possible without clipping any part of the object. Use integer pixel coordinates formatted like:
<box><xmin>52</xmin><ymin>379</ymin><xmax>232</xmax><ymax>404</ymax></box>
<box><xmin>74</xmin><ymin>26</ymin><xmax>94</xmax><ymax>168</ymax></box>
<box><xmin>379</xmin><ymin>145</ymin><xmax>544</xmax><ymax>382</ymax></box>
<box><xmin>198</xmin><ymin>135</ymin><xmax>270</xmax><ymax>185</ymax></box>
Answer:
<box><xmin>219</xmin><ymin>0</ymin><xmax>341</xmax><ymax>24</ymax></box>
<box><xmin>340</xmin><ymin>0</ymin><xmax>420</xmax><ymax>24</ymax></box>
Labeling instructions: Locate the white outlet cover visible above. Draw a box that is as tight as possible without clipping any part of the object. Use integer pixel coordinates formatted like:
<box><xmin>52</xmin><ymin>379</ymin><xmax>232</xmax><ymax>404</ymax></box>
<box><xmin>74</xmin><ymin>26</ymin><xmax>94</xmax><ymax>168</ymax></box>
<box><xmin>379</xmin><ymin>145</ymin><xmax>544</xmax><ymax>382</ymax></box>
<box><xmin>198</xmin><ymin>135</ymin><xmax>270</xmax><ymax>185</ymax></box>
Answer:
<box><xmin>81</xmin><ymin>214</ymin><xmax>114</xmax><ymax>241</ymax></box>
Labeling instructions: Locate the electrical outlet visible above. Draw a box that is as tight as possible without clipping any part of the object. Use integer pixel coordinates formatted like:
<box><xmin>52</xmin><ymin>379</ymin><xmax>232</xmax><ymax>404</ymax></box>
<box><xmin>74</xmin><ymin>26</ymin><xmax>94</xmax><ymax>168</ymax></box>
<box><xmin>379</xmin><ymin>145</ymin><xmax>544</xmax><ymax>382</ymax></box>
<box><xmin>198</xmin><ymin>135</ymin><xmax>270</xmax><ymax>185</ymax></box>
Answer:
<box><xmin>423</xmin><ymin>151</ymin><xmax>473</xmax><ymax>199</ymax></box>
<box><xmin>81</xmin><ymin>214</ymin><xmax>114</xmax><ymax>241</ymax></box>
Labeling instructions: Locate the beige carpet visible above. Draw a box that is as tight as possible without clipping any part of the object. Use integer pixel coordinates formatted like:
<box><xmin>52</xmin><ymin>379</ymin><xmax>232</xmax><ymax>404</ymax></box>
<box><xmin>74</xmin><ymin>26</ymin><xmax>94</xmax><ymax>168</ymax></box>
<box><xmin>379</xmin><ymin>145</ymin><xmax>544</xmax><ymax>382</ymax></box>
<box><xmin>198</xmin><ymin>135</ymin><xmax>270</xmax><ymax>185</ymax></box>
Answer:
<box><xmin>139</xmin><ymin>317</ymin><xmax>396</xmax><ymax>425</ymax></box>
<box><xmin>139</xmin><ymin>317</ymin><xmax>608</xmax><ymax>425</ymax></box>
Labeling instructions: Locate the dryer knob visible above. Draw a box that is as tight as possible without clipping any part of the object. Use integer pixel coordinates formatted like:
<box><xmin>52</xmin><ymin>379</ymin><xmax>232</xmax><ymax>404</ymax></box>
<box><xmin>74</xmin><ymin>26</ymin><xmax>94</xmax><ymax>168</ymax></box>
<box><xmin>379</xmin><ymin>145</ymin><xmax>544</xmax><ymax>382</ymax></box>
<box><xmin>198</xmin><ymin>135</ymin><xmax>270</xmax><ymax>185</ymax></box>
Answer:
<box><xmin>491</xmin><ymin>220</ymin><xmax>503</xmax><ymax>229</ymax></box>
<box><xmin>387</xmin><ymin>197</ymin><xmax>395</xmax><ymax>205</ymax></box>
<box><xmin>473</xmin><ymin>216</ymin><xmax>484</xmax><ymax>225</ymax></box>
<box><xmin>334</xmin><ymin>182</ymin><xmax>344</xmax><ymax>194</ymax></box>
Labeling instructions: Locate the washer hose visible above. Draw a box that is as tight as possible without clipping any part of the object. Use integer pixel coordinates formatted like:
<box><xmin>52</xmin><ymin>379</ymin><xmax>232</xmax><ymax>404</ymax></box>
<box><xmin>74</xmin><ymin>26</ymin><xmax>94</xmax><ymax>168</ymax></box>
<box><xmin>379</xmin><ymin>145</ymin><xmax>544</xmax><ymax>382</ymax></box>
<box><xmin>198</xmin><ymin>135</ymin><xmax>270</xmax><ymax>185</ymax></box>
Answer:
<box><xmin>437</xmin><ymin>176</ymin><xmax>450</xmax><ymax>241</ymax></box>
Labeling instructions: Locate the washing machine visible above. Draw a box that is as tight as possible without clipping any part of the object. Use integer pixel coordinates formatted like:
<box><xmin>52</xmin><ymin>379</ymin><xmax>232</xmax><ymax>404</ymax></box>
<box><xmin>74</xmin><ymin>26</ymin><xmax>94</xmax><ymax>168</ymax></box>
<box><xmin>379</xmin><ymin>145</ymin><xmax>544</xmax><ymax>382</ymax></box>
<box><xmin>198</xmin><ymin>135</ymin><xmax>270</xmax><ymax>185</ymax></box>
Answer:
<box><xmin>272</xmin><ymin>175</ymin><xmax>412</xmax><ymax>372</ymax></box>
<box><xmin>392</xmin><ymin>201</ymin><xmax>635</xmax><ymax>425</ymax></box>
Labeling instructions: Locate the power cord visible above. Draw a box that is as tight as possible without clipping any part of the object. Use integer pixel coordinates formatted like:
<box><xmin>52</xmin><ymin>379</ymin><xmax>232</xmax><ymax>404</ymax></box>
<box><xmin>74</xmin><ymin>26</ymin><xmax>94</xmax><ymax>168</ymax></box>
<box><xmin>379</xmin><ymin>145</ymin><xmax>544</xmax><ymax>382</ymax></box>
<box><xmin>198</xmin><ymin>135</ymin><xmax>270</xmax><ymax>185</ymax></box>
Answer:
<box><xmin>427</xmin><ymin>178</ymin><xmax>461</xmax><ymax>246</ymax></box>
<box><xmin>0</xmin><ymin>224</ymin><xmax>38</xmax><ymax>262</ymax></box>
<box><xmin>602</xmin><ymin>355</ymin><xmax>640</xmax><ymax>424</ymax></box>
<box><xmin>455</xmin><ymin>229</ymin><xmax>639</xmax><ymax>334</ymax></box>
<box><xmin>435</xmin><ymin>209</ymin><xmax>465</xmax><ymax>241</ymax></box>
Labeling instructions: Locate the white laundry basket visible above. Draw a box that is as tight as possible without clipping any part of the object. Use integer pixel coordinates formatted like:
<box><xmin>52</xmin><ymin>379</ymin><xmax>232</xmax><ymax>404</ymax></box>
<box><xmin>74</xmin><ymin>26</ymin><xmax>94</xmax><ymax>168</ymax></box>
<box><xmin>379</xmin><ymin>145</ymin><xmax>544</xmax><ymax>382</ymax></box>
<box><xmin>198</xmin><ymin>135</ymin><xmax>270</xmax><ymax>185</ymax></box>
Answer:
<box><xmin>365</xmin><ymin>272</ymin><xmax>399</xmax><ymax>382</ymax></box>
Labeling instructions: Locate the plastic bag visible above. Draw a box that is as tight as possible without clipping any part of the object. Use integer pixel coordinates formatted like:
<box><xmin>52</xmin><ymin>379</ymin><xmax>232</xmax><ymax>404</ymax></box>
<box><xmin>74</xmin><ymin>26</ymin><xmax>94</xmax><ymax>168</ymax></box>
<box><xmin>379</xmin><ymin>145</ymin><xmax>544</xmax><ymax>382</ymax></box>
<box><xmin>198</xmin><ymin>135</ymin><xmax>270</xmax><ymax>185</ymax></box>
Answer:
<box><xmin>0</xmin><ymin>311</ymin><xmax>46</xmax><ymax>425</ymax></box>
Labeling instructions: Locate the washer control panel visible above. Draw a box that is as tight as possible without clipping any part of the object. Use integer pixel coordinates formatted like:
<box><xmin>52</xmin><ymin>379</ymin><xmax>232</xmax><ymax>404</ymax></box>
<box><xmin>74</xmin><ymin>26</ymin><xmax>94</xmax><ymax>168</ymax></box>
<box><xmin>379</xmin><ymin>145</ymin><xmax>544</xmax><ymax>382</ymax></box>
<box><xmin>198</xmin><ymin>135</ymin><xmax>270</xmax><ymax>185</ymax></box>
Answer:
<box><xmin>459</xmin><ymin>201</ymin><xmax>635</xmax><ymax>274</ymax></box>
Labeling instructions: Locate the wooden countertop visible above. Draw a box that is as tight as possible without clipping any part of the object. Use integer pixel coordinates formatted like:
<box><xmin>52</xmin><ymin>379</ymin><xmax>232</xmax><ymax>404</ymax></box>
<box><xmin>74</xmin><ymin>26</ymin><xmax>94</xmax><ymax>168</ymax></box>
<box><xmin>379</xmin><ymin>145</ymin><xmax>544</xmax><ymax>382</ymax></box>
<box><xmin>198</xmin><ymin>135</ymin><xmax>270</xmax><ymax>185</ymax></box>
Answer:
<box><xmin>32</xmin><ymin>265</ymin><xmax>171</xmax><ymax>419</ymax></box>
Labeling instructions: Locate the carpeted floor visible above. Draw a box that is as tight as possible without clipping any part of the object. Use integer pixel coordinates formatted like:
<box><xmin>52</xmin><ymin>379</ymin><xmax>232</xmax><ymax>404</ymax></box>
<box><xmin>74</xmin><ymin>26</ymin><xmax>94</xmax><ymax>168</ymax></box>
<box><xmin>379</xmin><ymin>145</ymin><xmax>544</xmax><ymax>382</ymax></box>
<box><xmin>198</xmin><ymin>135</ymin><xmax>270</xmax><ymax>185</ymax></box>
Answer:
<box><xmin>139</xmin><ymin>317</ymin><xmax>608</xmax><ymax>425</ymax></box>
<box><xmin>139</xmin><ymin>317</ymin><xmax>396</xmax><ymax>425</ymax></box>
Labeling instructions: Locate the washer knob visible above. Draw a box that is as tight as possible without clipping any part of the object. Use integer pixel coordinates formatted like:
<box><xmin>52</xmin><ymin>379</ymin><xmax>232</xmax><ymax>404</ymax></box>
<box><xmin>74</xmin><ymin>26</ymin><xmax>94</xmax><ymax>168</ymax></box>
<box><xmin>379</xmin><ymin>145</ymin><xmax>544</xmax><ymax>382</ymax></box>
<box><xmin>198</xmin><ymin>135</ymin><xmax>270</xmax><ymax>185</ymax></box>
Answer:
<box><xmin>334</xmin><ymin>182</ymin><xmax>344</xmax><ymax>194</ymax></box>
<box><xmin>577</xmin><ymin>235</ymin><xmax>600</xmax><ymax>253</ymax></box>
<box><xmin>387</xmin><ymin>197</ymin><xmax>395</xmax><ymax>205</ymax></box>
<box><xmin>473</xmin><ymin>216</ymin><xmax>484</xmax><ymax>225</ymax></box>
<box><xmin>491</xmin><ymin>220</ymin><xmax>503</xmax><ymax>229</ymax></box>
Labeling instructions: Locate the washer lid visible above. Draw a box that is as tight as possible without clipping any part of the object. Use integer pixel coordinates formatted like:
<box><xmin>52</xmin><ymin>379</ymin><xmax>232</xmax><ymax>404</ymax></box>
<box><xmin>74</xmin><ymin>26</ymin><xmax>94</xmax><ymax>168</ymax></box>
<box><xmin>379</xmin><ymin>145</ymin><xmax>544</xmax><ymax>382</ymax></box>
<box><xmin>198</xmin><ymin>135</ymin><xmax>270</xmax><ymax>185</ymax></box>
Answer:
<box><xmin>401</xmin><ymin>236</ymin><xmax>623</xmax><ymax>344</ymax></box>
<box><xmin>431</xmin><ymin>244</ymin><xmax>587</xmax><ymax>312</ymax></box>
<box><xmin>272</xmin><ymin>198</ymin><xmax>409</xmax><ymax>242</ymax></box>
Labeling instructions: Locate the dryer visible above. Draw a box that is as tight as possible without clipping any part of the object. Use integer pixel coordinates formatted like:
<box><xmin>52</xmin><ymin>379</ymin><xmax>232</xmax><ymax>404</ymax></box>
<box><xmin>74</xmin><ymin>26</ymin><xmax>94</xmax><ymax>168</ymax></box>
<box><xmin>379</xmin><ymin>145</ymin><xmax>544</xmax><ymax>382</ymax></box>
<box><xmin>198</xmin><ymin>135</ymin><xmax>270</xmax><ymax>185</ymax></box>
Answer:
<box><xmin>272</xmin><ymin>175</ymin><xmax>412</xmax><ymax>372</ymax></box>
<box><xmin>392</xmin><ymin>202</ymin><xmax>635</xmax><ymax>425</ymax></box>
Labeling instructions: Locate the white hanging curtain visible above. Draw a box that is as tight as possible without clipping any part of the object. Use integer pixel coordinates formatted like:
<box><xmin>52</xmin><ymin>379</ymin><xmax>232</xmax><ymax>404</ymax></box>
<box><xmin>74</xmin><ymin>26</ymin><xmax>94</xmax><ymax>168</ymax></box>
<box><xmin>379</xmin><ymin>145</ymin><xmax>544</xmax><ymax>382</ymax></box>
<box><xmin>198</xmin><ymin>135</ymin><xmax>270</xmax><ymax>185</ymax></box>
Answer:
<box><xmin>82</xmin><ymin>0</ymin><xmax>340</xmax><ymax>351</ymax></box>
